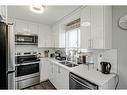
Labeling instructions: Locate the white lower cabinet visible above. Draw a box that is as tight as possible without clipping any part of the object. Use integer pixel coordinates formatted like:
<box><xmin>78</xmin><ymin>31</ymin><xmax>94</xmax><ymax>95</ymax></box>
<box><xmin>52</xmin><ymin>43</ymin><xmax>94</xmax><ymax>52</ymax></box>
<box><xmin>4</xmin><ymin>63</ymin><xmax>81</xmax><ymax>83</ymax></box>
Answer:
<box><xmin>99</xmin><ymin>76</ymin><xmax>116</xmax><ymax>89</ymax></box>
<box><xmin>40</xmin><ymin>59</ymin><xmax>69</xmax><ymax>89</ymax></box>
<box><xmin>49</xmin><ymin>62</ymin><xmax>69</xmax><ymax>89</ymax></box>
<box><xmin>52</xmin><ymin>64</ymin><xmax>59</xmax><ymax>88</ymax></box>
<box><xmin>40</xmin><ymin>59</ymin><xmax>50</xmax><ymax>82</ymax></box>
<box><xmin>48</xmin><ymin>61</ymin><xmax>54</xmax><ymax>84</ymax></box>
<box><xmin>57</xmin><ymin>66</ymin><xmax>69</xmax><ymax>89</ymax></box>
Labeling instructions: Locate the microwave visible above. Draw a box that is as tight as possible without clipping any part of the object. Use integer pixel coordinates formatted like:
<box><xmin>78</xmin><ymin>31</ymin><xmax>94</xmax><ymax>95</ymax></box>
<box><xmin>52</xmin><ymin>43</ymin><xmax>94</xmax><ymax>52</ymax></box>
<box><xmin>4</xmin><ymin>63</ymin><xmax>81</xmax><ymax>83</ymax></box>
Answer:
<box><xmin>15</xmin><ymin>34</ymin><xmax>38</xmax><ymax>45</ymax></box>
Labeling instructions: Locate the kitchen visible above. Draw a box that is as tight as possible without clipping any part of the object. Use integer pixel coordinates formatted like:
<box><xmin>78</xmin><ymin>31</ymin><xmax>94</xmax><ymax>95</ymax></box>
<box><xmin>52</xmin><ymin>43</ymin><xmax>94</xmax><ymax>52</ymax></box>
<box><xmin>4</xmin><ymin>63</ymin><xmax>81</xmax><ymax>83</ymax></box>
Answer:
<box><xmin>0</xmin><ymin>5</ymin><xmax>127</xmax><ymax>90</ymax></box>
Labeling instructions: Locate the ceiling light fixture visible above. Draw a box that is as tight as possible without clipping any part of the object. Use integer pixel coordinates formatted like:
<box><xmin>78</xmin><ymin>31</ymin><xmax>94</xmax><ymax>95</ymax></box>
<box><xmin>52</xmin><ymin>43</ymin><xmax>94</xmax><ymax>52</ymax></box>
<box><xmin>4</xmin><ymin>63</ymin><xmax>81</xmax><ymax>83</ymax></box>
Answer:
<box><xmin>30</xmin><ymin>5</ymin><xmax>45</xmax><ymax>14</ymax></box>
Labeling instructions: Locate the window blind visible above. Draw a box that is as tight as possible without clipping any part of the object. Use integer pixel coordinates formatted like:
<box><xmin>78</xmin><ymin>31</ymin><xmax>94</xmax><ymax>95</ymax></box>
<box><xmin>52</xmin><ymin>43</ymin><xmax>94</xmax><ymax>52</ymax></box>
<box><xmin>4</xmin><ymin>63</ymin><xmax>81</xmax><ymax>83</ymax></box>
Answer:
<box><xmin>66</xmin><ymin>18</ymin><xmax>80</xmax><ymax>31</ymax></box>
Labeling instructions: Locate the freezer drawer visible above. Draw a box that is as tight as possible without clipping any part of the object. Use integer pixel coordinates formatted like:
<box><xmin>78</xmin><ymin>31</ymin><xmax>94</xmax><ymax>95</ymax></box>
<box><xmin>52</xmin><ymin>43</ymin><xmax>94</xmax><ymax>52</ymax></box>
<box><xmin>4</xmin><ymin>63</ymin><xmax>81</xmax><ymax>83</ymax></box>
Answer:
<box><xmin>17</xmin><ymin>76</ymin><xmax>40</xmax><ymax>89</ymax></box>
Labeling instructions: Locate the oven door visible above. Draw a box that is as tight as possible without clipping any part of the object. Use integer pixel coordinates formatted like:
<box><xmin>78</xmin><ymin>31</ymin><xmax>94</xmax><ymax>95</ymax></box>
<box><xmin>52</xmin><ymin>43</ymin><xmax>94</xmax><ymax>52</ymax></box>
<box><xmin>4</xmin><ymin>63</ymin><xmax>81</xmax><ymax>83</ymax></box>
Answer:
<box><xmin>69</xmin><ymin>72</ymin><xmax>98</xmax><ymax>90</ymax></box>
<box><xmin>16</xmin><ymin>55</ymin><xmax>40</xmax><ymax>64</ymax></box>
<box><xmin>16</xmin><ymin>63</ymin><xmax>39</xmax><ymax>77</ymax></box>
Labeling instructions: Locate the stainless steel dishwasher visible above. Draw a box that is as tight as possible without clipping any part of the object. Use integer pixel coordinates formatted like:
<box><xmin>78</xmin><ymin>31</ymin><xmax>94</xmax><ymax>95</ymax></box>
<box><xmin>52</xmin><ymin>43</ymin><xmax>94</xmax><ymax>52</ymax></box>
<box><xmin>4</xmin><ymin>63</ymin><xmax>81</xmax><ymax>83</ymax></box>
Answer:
<box><xmin>69</xmin><ymin>72</ymin><xmax>98</xmax><ymax>90</ymax></box>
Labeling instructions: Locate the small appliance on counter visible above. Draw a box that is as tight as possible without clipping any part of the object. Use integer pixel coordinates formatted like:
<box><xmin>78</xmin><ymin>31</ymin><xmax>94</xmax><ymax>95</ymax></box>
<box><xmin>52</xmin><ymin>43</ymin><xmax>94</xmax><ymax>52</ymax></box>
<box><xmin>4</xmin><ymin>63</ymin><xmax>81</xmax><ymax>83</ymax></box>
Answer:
<box><xmin>78</xmin><ymin>55</ymin><xmax>94</xmax><ymax>64</ymax></box>
<box><xmin>44</xmin><ymin>50</ymin><xmax>49</xmax><ymax>57</ymax></box>
<box><xmin>55</xmin><ymin>50</ymin><xmax>66</xmax><ymax>61</ymax></box>
<box><xmin>50</xmin><ymin>53</ymin><xmax>55</xmax><ymax>58</ymax></box>
<box><xmin>78</xmin><ymin>55</ymin><xmax>86</xmax><ymax>64</ymax></box>
<box><xmin>100</xmin><ymin>62</ymin><xmax>111</xmax><ymax>74</ymax></box>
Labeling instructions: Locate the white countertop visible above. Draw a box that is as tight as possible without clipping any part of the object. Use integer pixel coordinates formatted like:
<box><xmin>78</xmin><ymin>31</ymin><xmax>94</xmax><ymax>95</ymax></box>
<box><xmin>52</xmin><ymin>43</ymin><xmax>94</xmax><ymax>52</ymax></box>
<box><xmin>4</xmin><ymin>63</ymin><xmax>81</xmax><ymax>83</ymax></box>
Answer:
<box><xmin>40</xmin><ymin>57</ymin><xmax>116</xmax><ymax>86</ymax></box>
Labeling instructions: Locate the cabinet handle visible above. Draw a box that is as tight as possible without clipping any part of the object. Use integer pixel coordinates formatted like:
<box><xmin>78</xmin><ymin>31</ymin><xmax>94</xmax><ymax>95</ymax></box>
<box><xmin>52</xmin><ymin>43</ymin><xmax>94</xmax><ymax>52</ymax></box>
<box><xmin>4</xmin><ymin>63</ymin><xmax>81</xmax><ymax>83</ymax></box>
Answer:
<box><xmin>88</xmin><ymin>39</ymin><xmax>91</xmax><ymax>48</ymax></box>
<box><xmin>91</xmin><ymin>39</ymin><xmax>93</xmax><ymax>48</ymax></box>
<box><xmin>58</xmin><ymin>66</ymin><xmax>61</xmax><ymax>73</ymax></box>
<box><xmin>52</xmin><ymin>67</ymin><xmax>53</xmax><ymax>74</ymax></box>
<box><xmin>51</xmin><ymin>63</ymin><xmax>53</xmax><ymax>74</ymax></box>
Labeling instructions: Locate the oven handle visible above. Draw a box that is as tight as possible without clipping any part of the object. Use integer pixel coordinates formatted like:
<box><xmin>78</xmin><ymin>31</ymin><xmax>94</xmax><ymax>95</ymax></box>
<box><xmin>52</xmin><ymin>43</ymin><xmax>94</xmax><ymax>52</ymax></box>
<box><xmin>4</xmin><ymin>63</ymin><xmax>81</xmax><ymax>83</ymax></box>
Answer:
<box><xmin>70</xmin><ymin>76</ymin><xmax>94</xmax><ymax>90</ymax></box>
<box><xmin>16</xmin><ymin>61</ymin><xmax>40</xmax><ymax>66</ymax></box>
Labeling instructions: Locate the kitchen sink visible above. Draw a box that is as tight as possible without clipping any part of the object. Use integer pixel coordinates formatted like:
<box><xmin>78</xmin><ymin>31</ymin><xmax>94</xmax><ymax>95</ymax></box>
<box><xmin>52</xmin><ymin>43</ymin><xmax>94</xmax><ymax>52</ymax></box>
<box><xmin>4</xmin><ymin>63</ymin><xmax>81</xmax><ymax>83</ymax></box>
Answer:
<box><xmin>59</xmin><ymin>61</ymin><xmax>78</xmax><ymax>67</ymax></box>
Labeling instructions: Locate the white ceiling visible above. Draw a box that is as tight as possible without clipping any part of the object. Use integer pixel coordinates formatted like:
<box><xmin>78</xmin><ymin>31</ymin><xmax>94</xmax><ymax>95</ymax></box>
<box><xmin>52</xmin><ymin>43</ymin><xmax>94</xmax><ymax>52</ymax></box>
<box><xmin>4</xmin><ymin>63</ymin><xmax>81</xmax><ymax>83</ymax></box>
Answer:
<box><xmin>7</xmin><ymin>6</ymin><xmax>81</xmax><ymax>25</ymax></box>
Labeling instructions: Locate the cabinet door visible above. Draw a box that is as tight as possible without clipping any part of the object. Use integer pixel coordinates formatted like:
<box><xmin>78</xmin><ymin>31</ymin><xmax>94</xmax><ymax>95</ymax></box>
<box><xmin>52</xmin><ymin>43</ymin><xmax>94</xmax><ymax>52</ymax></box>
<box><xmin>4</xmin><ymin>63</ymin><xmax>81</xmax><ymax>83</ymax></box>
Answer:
<box><xmin>57</xmin><ymin>66</ymin><xmax>69</xmax><ymax>89</ymax></box>
<box><xmin>52</xmin><ymin>64</ymin><xmax>59</xmax><ymax>89</ymax></box>
<box><xmin>48</xmin><ymin>62</ymin><xmax>54</xmax><ymax>84</ymax></box>
<box><xmin>48</xmin><ymin>62</ymin><xmax>69</xmax><ymax>89</ymax></box>
<box><xmin>14</xmin><ymin>19</ymin><xmax>28</xmax><ymax>33</ymax></box>
<box><xmin>29</xmin><ymin>22</ymin><xmax>38</xmax><ymax>35</ymax></box>
<box><xmin>40</xmin><ymin>60</ymin><xmax>45</xmax><ymax>82</ymax></box>
<box><xmin>103</xmin><ymin>6</ymin><xmax>112</xmax><ymax>49</ymax></box>
<box><xmin>38</xmin><ymin>24</ymin><xmax>46</xmax><ymax>47</ymax></box>
<box><xmin>59</xmin><ymin>24</ymin><xmax>65</xmax><ymax>48</ymax></box>
<box><xmin>91</xmin><ymin>6</ymin><xmax>104</xmax><ymax>49</ymax></box>
<box><xmin>40</xmin><ymin>60</ymin><xmax>49</xmax><ymax>82</ymax></box>
<box><xmin>80</xmin><ymin>6</ymin><xmax>112</xmax><ymax>49</ymax></box>
<box><xmin>52</xmin><ymin>24</ymin><xmax>59</xmax><ymax>48</ymax></box>
<box><xmin>80</xmin><ymin>7</ymin><xmax>91</xmax><ymax>49</ymax></box>
<box><xmin>38</xmin><ymin>24</ymin><xmax>53</xmax><ymax>48</ymax></box>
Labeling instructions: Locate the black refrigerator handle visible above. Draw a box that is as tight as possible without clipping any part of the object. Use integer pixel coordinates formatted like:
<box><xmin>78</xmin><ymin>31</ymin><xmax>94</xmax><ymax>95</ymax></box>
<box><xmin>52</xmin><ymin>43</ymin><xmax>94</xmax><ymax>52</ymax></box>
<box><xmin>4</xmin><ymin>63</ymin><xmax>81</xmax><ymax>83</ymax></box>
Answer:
<box><xmin>6</xmin><ymin>70</ymin><xmax>15</xmax><ymax>74</ymax></box>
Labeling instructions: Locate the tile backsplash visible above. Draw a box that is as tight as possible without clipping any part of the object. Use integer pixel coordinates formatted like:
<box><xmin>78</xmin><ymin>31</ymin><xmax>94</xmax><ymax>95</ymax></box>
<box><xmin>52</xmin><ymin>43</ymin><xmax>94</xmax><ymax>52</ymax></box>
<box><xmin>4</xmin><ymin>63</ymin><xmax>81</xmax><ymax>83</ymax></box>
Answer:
<box><xmin>15</xmin><ymin>45</ymin><xmax>38</xmax><ymax>53</ymax></box>
<box><xmin>15</xmin><ymin>45</ymin><xmax>65</xmax><ymax>57</ymax></box>
<box><xmin>97</xmin><ymin>49</ymin><xmax>118</xmax><ymax>74</ymax></box>
<box><xmin>79</xmin><ymin>49</ymin><xmax>118</xmax><ymax>74</ymax></box>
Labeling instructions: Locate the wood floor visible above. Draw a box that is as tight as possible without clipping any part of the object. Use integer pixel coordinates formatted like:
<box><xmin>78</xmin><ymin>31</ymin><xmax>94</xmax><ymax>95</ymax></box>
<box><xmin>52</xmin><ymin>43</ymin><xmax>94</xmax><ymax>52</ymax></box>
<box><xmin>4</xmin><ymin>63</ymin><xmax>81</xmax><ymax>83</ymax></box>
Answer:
<box><xmin>24</xmin><ymin>80</ymin><xmax>56</xmax><ymax>90</ymax></box>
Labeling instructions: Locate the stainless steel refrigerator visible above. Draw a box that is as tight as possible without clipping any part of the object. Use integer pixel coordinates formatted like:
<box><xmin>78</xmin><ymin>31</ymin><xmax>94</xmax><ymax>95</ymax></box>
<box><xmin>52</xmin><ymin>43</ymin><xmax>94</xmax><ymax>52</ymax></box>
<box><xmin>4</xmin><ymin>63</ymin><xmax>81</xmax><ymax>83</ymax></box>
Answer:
<box><xmin>0</xmin><ymin>22</ymin><xmax>15</xmax><ymax>89</ymax></box>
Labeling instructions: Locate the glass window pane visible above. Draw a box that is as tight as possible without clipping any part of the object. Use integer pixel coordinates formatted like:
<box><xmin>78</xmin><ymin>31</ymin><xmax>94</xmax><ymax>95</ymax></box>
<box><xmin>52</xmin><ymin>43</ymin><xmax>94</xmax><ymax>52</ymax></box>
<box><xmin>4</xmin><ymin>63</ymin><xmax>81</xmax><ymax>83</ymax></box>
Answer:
<box><xmin>69</xmin><ymin>29</ymin><xmax>77</xmax><ymax>47</ymax></box>
<box><xmin>66</xmin><ymin>28</ymin><xmax>80</xmax><ymax>48</ymax></box>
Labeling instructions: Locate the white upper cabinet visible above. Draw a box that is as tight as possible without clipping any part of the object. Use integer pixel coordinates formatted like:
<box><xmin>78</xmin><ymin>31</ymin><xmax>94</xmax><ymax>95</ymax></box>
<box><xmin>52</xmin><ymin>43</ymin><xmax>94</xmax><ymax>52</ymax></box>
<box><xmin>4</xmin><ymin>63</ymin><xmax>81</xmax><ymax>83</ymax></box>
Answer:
<box><xmin>90</xmin><ymin>6</ymin><xmax>104</xmax><ymax>49</ymax></box>
<box><xmin>80</xmin><ymin>6</ymin><xmax>112</xmax><ymax>49</ymax></box>
<box><xmin>59</xmin><ymin>24</ymin><xmax>66</xmax><ymax>48</ymax></box>
<box><xmin>38</xmin><ymin>24</ymin><xmax>53</xmax><ymax>48</ymax></box>
<box><xmin>14</xmin><ymin>19</ymin><xmax>28</xmax><ymax>33</ymax></box>
<box><xmin>52</xmin><ymin>24</ymin><xmax>60</xmax><ymax>48</ymax></box>
<box><xmin>52</xmin><ymin>23</ymin><xmax>65</xmax><ymax>48</ymax></box>
<box><xmin>80</xmin><ymin>7</ymin><xmax>91</xmax><ymax>49</ymax></box>
<box><xmin>28</xmin><ymin>22</ymin><xmax>38</xmax><ymax>35</ymax></box>
<box><xmin>14</xmin><ymin>19</ymin><xmax>38</xmax><ymax>35</ymax></box>
<box><xmin>38</xmin><ymin>24</ymin><xmax>47</xmax><ymax>47</ymax></box>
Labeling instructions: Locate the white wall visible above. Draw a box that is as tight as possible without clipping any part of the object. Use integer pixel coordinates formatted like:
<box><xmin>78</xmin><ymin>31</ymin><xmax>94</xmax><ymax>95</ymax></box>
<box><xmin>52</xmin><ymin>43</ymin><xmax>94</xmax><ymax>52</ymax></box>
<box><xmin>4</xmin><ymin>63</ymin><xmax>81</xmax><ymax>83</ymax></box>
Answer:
<box><xmin>112</xmin><ymin>6</ymin><xmax>127</xmax><ymax>89</ymax></box>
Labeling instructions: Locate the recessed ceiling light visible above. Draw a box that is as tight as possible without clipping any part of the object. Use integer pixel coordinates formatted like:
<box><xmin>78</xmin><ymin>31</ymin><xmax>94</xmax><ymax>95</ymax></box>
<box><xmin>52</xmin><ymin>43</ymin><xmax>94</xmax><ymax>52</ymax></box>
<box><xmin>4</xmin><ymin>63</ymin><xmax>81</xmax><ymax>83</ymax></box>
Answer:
<box><xmin>30</xmin><ymin>5</ymin><xmax>45</xmax><ymax>14</ymax></box>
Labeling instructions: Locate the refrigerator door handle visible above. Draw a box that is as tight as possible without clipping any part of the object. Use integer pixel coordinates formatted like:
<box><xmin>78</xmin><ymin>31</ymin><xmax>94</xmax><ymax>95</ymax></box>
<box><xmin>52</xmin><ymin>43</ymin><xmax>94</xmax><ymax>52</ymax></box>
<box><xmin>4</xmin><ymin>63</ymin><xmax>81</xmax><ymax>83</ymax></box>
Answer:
<box><xmin>7</xmin><ymin>70</ymin><xmax>15</xmax><ymax>74</ymax></box>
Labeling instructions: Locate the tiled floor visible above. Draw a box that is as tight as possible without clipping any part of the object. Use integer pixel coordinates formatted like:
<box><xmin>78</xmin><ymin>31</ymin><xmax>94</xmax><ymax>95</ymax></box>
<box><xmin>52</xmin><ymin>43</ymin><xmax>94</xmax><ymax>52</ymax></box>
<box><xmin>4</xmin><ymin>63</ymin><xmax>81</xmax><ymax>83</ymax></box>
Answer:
<box><xmin>24</xmin><ymin>80</ymin><xmax>56</xmax><ymax>90</ymax></box>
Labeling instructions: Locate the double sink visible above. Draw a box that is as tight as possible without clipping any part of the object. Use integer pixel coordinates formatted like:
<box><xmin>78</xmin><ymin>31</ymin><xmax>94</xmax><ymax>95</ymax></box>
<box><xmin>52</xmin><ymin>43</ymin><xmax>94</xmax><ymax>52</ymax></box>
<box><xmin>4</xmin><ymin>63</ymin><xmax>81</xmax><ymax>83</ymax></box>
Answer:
<box><xmin>59</xmin><ymin>61</ymin><xmax>78</xmax><ymax>68</ymax></box>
